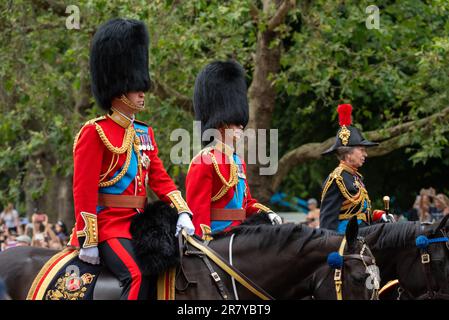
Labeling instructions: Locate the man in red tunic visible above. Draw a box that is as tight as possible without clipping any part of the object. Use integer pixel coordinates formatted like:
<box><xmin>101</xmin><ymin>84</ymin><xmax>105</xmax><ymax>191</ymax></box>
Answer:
<box><xmin>69</xmin><ymin>18</ymin><xmax>194</xmax><ymax>300</ymax></box>
<box><xmin>185</xmin><ymin>60</ymin><xmax>282</xmax><ymax>239</ymax></box>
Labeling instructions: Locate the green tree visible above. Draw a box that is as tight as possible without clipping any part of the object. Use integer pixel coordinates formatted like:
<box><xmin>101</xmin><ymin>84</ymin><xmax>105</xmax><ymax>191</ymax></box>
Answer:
<box><xmin>1</xmin><ymin>0</ymin><xmax>448</xmax><ymax>225</ymax></box>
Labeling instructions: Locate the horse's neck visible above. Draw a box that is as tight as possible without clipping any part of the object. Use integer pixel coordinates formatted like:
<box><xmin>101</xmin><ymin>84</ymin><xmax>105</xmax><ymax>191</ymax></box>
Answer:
<box><xmin>211</xmin><ymin>235</ymin><xmax>307</xmax><ymax>298</ymax></box>
<box><xmin>365</xmin><ymin>224</ymin><xmax>419</xmax><ymax>281</ymax></box>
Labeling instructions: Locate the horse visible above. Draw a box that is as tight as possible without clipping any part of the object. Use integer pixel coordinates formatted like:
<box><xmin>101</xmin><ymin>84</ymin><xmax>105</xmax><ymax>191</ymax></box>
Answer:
<box><xmin>0</xmin><ymin>204</ymin><xmax>379</xmax><ymax>300</ymax></box>
<box><xmin>359</xmin><ymin>215</ymin><xmax>449</xmax><ymax>300</ymax></box>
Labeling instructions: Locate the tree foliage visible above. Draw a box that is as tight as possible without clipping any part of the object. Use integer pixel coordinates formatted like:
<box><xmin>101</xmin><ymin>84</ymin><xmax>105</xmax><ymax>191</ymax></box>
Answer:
<box><xmin>0</xmin><ymin>0</ymin><xmax>448</xmax><ymax>219</ymax></box>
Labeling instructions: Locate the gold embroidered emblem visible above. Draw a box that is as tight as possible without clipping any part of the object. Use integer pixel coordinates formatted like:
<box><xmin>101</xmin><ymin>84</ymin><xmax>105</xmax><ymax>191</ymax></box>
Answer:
<box><xmin>200</xmin><ymin>224</ymin><xmax>213</xmax><ymax>241</ymax></box>
<box><xmin>338</xmin><ymin>125</ymin><xmax>351</xmax><ymax>146</ymax></box>
<box><xmin>45</xmin><ymin>272</ymin><xmax>95</xmax><ymax>300</ymax></box>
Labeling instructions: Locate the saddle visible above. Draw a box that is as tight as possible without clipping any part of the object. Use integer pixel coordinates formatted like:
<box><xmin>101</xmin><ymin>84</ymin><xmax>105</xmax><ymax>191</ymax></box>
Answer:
<box><xmin>26</xmin><ymin>248</ymin><xmax>176</xmax><ymax>300</ymax></box>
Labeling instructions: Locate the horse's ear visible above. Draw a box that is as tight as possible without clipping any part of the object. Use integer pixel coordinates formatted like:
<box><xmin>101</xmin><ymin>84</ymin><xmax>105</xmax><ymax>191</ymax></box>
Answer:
<box><xmin>345</xmin><ymin>216</ymin><xmax>359</xmax><ymax>245</ymax></box>
<box><xmin>435</xmin><ymin>214</ymin><xmax>449</xmax><ymax>233</ymax></box>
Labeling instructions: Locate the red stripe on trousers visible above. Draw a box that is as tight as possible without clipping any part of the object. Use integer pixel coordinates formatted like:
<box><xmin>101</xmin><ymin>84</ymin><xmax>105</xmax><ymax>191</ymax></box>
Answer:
<box><xmin>107</xmin><ymin>238</ymin><xmax>142</xmax><ymax>300</ymax></box>
<box><xmin>165</xmin><ymin>272</ymin><xmax>170</xmax><ymax>300</ymax></box>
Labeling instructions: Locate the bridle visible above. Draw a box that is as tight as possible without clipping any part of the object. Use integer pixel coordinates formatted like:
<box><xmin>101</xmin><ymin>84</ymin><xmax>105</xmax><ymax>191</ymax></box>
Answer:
<box><xmin>315</xmin><ymin>236</ymin><xmax>379</xmax><ymax>300</ymax></box>
<box><xmin>399</xmin><ymin>228</ymin><xmax>449</xmax><ymax>300</ymax></box>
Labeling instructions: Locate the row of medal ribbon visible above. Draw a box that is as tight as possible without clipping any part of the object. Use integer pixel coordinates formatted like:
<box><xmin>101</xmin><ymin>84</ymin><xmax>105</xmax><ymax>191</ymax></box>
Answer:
<box><xmin>138</xmin><ymin>133</ymin><xmax>154</xmax><ymax>151</ymax></box>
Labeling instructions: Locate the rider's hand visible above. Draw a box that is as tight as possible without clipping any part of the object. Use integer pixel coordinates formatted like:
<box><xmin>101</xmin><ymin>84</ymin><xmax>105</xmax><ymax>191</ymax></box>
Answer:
<box><xmin>372</xmin><ymin>210</ymin><xmax>395</xmax><ymax>223</ymax></box>
<box><xmin>268</xmin><ymin>212</ymin><xmax>283</xmax><ymax>225</ymax></box>
<box><xmin>175</xmin><ymin>212</ymin><xmax>195</xmax><ymax>236</ymax></box>
<box><xmin>79</xmin><ymin>247</ymin><xmax>100</xmax><ymax>265</ymax></box>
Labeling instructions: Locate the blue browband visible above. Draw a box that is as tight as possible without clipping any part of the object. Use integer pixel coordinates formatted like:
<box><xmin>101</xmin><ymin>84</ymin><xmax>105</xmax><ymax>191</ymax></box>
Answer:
<box><xmin>415</xmin><ymin>235</ymin><xmax>449</xmax><ymax>249</ymax></box>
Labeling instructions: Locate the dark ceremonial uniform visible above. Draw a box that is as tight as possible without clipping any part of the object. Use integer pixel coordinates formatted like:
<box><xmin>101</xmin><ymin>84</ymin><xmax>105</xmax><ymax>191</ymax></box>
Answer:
<box><xmin>320</xmin><ymin>104</ymin><xmax>381</xmax><ymax>234</ymax></box>
<box><xmin>320</xmin><ymin>162</ymin><xmax>372</xmax><ymax>233</ymax></box>
<box><xmin>186</xmin><ymin>140</ymin><xmax>273</xmax><ymax>238</ymax></box>
<box><xmin>69</xmin><ymin>18</ymin><xmax>192</xmax><ymax>300</ymax></box>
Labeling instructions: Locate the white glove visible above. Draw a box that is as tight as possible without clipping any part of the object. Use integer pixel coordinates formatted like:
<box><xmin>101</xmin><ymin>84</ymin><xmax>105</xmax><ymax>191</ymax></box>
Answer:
<box><xmin>175</xmin><ymin>212</ymin><xmax>195</xmax><ymax>236</ymax></box>
<box><xmin>79</xmin><ymin>247</ymin><xmax>100</xmax><ymax>265</ymax></box>
<box><xmin>268</xmin><ymin>212</ymin><xmax>282</xmax><ymax>225</ymax></box>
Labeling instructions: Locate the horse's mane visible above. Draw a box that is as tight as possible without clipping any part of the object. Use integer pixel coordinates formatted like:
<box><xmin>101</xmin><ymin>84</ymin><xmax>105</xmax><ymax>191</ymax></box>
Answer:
<box><xmin>358</xmin><ymin>222</ymin><xmax>421</xmax><ymax>250</ymax></box>
<box><xmin>212</xmin><ymin>223</ymin><xmax>339</xmax><ymax>253</ymax></box>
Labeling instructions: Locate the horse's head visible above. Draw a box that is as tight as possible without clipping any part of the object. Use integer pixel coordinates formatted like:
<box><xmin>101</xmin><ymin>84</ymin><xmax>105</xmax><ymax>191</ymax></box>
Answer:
<box><xmin>312</xmin><ymin>217</ymin><xmax>380</xmax><ymax>300</ymax></box>
<box><xmin>399</xmin><ymin>215</ymin><xmax>449</xmax><ymax>299</ymax></box>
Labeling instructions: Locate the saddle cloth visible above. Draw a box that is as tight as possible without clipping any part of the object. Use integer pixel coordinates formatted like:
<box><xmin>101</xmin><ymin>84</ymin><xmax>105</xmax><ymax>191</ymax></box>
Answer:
<box><xmin>26</xmin><ymin>248</ymin><xmax>176</xmax><ymax>300</ymax></box>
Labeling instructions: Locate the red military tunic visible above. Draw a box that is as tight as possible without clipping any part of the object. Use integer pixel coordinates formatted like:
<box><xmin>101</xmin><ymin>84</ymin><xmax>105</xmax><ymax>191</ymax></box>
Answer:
<box><xmin>185</xmin><ymin>140</ymin><xmax>273</xmax><ymax>238</ymax></box>
<box><xmin>69</xmin><ymin>111</ymin><xmax>190</xmax><ymax>248</ymax></box>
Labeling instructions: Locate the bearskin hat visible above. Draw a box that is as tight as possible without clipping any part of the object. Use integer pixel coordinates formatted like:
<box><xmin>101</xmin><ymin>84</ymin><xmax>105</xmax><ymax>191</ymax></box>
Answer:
<box><xmin>193</xmin><ymin>60</ymin><xmax>249</xmax><ymax>141</ymax></box>
<box><xmin>90</xmin><ymin>18</ymin><xmax>151</xmax><ymax>110</ymax></box>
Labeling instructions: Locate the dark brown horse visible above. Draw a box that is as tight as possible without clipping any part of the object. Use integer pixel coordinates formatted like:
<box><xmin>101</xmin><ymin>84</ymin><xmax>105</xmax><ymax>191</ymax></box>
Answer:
<box><xmin>359</xmin><ymin>215</ymin><xmax>449</xmax><ymax>300</ymax></box>
<box><xmin>0</xmin><ymin>215</ymin><xmax>378</xmax><ymax>300</ymax></box>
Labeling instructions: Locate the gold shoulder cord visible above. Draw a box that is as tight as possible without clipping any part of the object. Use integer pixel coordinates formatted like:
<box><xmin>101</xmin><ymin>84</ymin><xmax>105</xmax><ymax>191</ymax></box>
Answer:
<box><xmin>210</xmin><ymin>152</ymin><xmax>239</xmax><ymax>202</ymax></box>
<box><xmin>321</xmin><ymin>166</ymin><xmax>343</xmax><ymax>203</ymax></box>
<box><xmin>73</xmin><ymin>117</ymin><xmax>142</xmax><ymax>188</ymax></box>
<box><xmin>188</xmin><ymin>148</ymin><xmax>239</xmax><ymax>202</ymax></box>
<box><xmin>72</xmin><ymin>116</ymin><xmax>106</xmax><ymax>154</ymax></box>
<box><xmin>321</xmin><ymin>166</ymin><xmax>365</xmax><ymax>206</ymax></box>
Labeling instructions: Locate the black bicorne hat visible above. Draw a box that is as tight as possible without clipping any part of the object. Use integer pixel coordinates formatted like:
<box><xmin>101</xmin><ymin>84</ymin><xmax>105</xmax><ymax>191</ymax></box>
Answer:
<box><xmin>322</xmin><ymin>104</ymin><xmax>378</xmax><ymax>155</ymax></box>
<box><xmin>90</xmin><ymin>18</ymin><xmax>151</xmax><ymax>110</ymax></box>
<box><xmin>193</xmin><ymin>60</ymin><xmax>249</xmax><ymax>141</ymax></box>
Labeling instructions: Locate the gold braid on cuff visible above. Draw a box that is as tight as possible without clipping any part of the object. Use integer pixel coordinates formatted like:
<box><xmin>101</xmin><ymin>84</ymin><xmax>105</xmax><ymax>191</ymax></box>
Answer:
<box><xmin>253</xmin><ymin>203</ymin><xmax>273</xmax><ymax>214</ymax></box>
<box><xmin>167</xmin><ymin>191</ymin><xmax>192</xmax><ymax>215</ymax></box>
<box><xmin>76</xmin><ymin>212</ymin><xmax>98</xmax><ymax>248</ymax></box>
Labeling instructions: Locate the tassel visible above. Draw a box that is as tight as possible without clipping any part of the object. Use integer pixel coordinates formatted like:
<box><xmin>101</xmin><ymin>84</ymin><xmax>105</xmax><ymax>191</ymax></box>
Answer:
<box><xmin>337</xmin><ymin>104</ymin><xmax>352</xmax><ymax>126</ymax></box>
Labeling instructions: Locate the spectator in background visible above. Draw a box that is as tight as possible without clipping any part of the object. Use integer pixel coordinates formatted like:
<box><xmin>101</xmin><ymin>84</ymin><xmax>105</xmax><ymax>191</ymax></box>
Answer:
<box><xmin>16</xmin><ymin>235</ymin><xmax>31</xmax><ymax>247</ymax></box>
<box><xmin>0</xmin><ymin>203</ymin><xmax>20</xmax><ymax>234</ymax></box>
<box><xmin>3</xmin><ymin>229</ymin><xmax>18</xmax><ymax>250</ymax></box>
<box><xmin>433</xmin><ymin>193</ymin><xmax>449</xmax><ymax>220</ymax></box>
<box><xmin>418</xmin><ymin>190</ymin><xmax>434</xmax><ymax>223</ymax></box>
<box><xmin>31</xmin><ymin>212</ymin><xmax>62</xmax><ymax>250</ymax></box>
<box><xmin>0</xmin><ymin>230</ymin><xmax>6</xmax><ymax>251</ymax></box>
<box><xmin>54</xmin><ymin>220</ymin><xmax>68</xmax><ymax>246</ymax></box>
<box><xmin>305</xmin><ymin>198</ymin><xmax>320</xmax><ymax>228</ymax></box>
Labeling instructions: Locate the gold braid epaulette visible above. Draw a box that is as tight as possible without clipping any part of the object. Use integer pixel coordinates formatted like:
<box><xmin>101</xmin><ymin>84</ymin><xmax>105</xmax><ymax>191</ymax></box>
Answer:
<box><xmin>321</xmin><ymin>166</ymin><xmax>343</xmax><ymax>204</ymax></box>
<box><xmin>72</xmin><ymin>116</ymin><xmax>141</xmax><ymax>188</ymax></box>
<box><xmin>321</xmin><ymin>166</ymin><xmax>365</xmax><ymax>206</ymax></box>
<box><xmin>189</xmin><ymin>148</ymin><xmax>239</xmax><ymax>202</ymax></box>
<box><xmin>208</xmin><ymin>151</ymin><xmax>239</xmax><ymax>202</ymax></box>
<box><xmin>72</xmin><ymin>116</ymin><xmax>106</xmax><ymax>154</ymax></box>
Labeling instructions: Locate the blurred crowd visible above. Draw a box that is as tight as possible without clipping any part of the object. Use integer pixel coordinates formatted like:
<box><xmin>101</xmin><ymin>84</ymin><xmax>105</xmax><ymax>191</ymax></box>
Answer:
<box><xmin>0</xmin><ymin>203</ymin><xmax>69</xmax><ymax>252</ymax></box>
<box><xmin>404</xmin><ymin>187</ymin><xmax>449</xmax><ymax>223</ymax></box>
<box><xmin>301</xmin><ymin>187</ymin><xmax>449</xmax><ymax>228</ymax></box>
<box><xmin>1</xmin><ymin>188</ymin><xmax>448</xmax><ymax>251</ymax></box>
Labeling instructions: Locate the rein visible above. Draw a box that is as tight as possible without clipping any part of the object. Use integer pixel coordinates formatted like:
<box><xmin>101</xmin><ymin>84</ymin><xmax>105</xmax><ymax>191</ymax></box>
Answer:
<box><xmin>180</xmin><ymin>229</ymin><xmax>274</xmax><ymax>300</ymax></box>
<box><xmin>382</xmin><ymin>229</ymin><xmax>449</xmax><ymax>300</ymax></box>
<box><xmin>408</xmin><ymin>231</ymin><xmax>449</xmax><ymax>300</ymax></box>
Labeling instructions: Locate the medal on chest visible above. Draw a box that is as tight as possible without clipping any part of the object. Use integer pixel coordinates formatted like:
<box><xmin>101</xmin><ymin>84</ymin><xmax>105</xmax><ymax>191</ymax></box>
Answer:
<box><xmin>141</xmin><ymin>153</ymin><xmax>151</xmax><ymax>169</ymax></box>
<box><xmin>237</xmin><ymin>162</ymin><xmax>246</xmax><ymax>179</ymax></box>
<box><xmin>138</xmin><ymin>133</ymin><xmax>154</xmax><ymax>151</ymax></box>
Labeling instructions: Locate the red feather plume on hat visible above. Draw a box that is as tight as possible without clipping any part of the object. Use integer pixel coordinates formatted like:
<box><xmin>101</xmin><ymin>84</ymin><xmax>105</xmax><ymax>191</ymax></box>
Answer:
<box><xmin>337</xmin><ymin>104</ymin><xmax>352</xmax><ymax>126</ymax></box>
